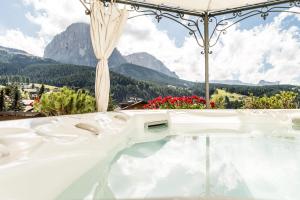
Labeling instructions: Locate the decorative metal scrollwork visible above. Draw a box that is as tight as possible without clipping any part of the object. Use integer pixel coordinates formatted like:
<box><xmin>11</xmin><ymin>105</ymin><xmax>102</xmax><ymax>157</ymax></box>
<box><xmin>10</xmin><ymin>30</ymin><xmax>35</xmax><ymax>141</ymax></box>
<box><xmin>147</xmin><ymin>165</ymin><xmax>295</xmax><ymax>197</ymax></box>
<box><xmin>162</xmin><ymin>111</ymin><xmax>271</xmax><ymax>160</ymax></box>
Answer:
<box><xmin>201</xmin><ymin>50</ymin><xmax>213</xmax><ymax>55</ymax></box>
<box><xmin>80</xmin><ymin>0</ymin><xmax>300</xmax><ymax>52</ymax></box>
<box><xmin>79</xmin><ymin>0</ymin><xmax>91</xmax><ymax>15</ymax></box>
<box><xmin>126</xmin><ymin>0</ymin><xmax>300</xmax><ymax>51</ymax></box>
<box><xmin>209</xmin><ymin>0</ymin><xmax>300</xmax><ymax>47</ymax></box>
<box><xmin>128</xmin><ymin>5</ymin><xmax>205</xmax><ymax>47</ymax></box>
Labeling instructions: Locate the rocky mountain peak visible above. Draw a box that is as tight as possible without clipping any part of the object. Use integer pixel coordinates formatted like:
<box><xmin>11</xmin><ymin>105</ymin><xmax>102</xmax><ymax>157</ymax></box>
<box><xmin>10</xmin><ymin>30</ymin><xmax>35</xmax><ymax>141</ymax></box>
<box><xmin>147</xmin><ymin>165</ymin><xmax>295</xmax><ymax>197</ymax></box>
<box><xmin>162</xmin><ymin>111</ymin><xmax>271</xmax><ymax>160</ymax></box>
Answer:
<box><xmin>44</xmin><ymin>23</ymin><xmax>126</xmax><ymax>67</ymax></box>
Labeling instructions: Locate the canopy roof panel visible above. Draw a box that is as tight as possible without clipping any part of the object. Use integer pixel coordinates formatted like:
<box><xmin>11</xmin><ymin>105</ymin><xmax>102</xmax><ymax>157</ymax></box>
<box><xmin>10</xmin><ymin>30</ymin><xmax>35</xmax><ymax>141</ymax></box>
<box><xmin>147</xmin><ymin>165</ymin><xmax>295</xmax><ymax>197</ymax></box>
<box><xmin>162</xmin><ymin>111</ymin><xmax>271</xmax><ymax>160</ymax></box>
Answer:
<box><xmin>115</xmin><ymin>0</ymin><xmax>290</xmax><ymax>15</ymax></box>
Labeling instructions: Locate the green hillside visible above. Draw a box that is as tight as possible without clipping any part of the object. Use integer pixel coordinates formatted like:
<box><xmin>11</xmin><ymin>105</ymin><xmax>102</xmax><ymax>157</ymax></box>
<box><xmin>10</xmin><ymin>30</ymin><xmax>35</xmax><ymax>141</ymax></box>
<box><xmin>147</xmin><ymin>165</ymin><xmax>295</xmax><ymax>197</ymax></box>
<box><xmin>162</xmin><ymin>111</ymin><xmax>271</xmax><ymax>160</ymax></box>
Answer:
<box><xmin>0</xmin><ymin>62</ymin><xmax>192</xmax><ymax>103</ymax></box>
<box><xmin>1</xmin><ymin>61</ymin><xmax>300</xmax><ymax>104</ymax></box>
<box><xmin>111</xmin><ymin>63</ymin><xmax>194</xmax><ymax>88</ymax></box>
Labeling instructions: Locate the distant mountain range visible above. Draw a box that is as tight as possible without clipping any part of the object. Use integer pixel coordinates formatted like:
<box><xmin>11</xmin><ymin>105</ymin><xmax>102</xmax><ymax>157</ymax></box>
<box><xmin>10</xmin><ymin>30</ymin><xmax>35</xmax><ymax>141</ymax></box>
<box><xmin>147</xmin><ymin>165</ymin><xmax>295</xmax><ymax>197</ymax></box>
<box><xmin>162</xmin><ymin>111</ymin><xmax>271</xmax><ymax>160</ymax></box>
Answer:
<box><xmin>124</xmin><ymin>52</ymin><xmax>178</xmax><ymax>78</ymax></box>
<box><xmin>211</xmin><ymin>79</ymin><xmax>280</xmax><ymax>86</ymax></box>
<box><xmin>0</xmin><ymin>45</ymin><xmax>192</xmax><ymax>102</ymax></box>
<box><xmin>1</xmin><ymin>41</ymin><xmax>283</xmax><ymax>90</ymax></box>
<box><xmin>211</xmin><ymin>80</ymin><xmax>248</xmax><ymax>85</ymax></box>
<box><xmin>0</xmin><ymin>45</ymin><xmax>57</xmax><ymax>66</ymax></box>
<box><xmin>0</xmin><ymin>46</ymin><xmax>28</xmax><ymax>55</ymax></box>
<box><xmin>111</xmin><ymin>63</ymin><xmax>193</xmax><ymax>88</ymax></box>
<box><xmin>44</xmin><ymin>23</ymin><xmax>285</xmax><ymax>88</ymax></box>
<box><xmin>44</xmin><ymin>23</ymin><xmax>179</xmax><ymax>79</ymax></box>
<box><xmin>1</xmin><ymin>43</ymin><xmax>190</xmax><ymax>89</ymax></box>
<box><xmin>257</xmin><ymin>80</ymin><xmax>280</xmax><ymax>86</ymax></box>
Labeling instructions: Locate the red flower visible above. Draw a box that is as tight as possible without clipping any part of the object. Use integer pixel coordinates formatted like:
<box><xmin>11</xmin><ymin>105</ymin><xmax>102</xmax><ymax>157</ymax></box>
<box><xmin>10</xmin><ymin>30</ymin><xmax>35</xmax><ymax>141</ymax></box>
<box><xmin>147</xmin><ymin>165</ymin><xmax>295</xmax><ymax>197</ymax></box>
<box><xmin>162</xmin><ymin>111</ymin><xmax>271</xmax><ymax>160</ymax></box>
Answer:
<box><xmin>198</xmin><ymin>97</ymin><xmax>206</xmax><ymax>104</ymax></box>
<box><xmin>143</xmin><ymin>95</ymin><xmax>215</xmax><ymax>109</ymax></box>
<box><xmin>191</xmin><ymin>95</ymin><xmax>198</xmax><ymax>99</ymax></box>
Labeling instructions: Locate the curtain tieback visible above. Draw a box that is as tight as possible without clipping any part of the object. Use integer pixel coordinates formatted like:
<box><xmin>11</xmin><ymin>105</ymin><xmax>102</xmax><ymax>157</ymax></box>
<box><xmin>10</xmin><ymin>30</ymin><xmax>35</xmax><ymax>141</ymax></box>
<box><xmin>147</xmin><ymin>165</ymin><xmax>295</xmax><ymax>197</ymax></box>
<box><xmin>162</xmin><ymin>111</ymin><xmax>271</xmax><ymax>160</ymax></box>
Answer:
<box><xmin>99</xmin><ymin>57</ymin><xmax>108</xmax><ymax>61</ymax></box>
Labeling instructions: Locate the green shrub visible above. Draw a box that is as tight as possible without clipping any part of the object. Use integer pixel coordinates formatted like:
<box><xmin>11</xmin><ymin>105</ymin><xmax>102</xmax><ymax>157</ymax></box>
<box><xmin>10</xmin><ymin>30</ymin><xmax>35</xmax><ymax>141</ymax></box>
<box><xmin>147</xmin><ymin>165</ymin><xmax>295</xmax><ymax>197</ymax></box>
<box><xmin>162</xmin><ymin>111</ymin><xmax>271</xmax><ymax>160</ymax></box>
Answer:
<box><xmin>211</xmin><ymin>94</ymin><xmax>226</xmax><ymax>109</ymax></box>
<box><xmin>34</xmin><ymin>87</ymin><xmax>96</xmax><ymax>116</ymax></box>
<box><xmin>243</xmin><ymin>91</ymin><xmax>297</xmax><ymax>109</ymax></box>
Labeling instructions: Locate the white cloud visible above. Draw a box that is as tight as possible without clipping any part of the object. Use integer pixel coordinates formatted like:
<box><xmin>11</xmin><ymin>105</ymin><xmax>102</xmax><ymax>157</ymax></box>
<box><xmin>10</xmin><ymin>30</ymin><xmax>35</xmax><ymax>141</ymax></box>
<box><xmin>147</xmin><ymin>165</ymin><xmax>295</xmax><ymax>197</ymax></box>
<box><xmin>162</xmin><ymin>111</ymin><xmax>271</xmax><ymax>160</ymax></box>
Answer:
<box><xmin>118</xmin><ymin>15</ymin><xmax>204</xmax><ymax>82</ymax></box>
<box><xmin>0</xmin><ymin>29</ymin><xmax>45</xmax><ymax>56</ymax></box>
<box><xmin>23</xmin><ymin>0</ymin><xmax>89</xmax><ymax>41</ymax></box>
<box><xmin>211</xmin><ymin>12</ymin><xmax>300</xmax><ymax>84</ymax></box>
<box><xmin>0</xmin><ymin>0</ymin><xmax>89</xmax><ymax>56</ymax></box>
<box><xmin>118</xmin><ymin>10</ymin><xmax>300</xmax><ymax>84</ymax></box>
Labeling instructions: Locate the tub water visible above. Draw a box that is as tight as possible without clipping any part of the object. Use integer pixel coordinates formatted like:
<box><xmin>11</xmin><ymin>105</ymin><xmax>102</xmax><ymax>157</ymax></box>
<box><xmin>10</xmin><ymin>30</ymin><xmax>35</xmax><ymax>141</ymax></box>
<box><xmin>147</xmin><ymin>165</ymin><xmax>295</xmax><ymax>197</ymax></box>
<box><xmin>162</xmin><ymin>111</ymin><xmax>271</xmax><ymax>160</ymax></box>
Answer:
<box><xmin>108</xmin><ymin>134</ymin><xmax>300</xmax><ymax>200</ymax></box>
<box><xmin>1</xmin><ymin>110</ymin><xmax>300</xmax><ymax>200</ymax></box>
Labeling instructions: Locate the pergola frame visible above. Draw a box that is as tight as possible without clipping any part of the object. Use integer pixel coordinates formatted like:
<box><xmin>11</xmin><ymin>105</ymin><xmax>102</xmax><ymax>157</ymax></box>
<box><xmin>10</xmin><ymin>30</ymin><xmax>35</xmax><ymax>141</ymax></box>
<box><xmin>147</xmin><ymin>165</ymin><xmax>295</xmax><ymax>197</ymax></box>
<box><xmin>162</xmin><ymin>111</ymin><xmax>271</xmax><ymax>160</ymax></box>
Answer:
<box><xmin>80</xmin><ymin>0</ymin><xmax>300</xmax><ymax>108</ymax></box>
<box><xmin>79</xmin><ymin>1</ymin><xmax>300</xmax><ymax>196</ymax></box>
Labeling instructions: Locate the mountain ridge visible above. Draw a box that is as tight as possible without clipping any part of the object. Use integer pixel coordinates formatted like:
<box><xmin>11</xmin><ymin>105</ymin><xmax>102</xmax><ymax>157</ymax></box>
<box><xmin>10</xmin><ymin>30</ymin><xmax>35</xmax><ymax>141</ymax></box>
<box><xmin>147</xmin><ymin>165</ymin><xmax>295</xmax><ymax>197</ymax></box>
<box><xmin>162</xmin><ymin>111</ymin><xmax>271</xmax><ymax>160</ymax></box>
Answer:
<box><xmin>112</xmin><ymin>63</ymin><xmax>193</xmax><ymax>88</ymax></box>
<box><xmin>211</xmin><ymin>79</ymin><xmax>282</xmax><ymax>86</ymax></box>
<box><xmin>44</xmin><ymin>23</ymin><xmax>180</xmax><ymax>78</ymax></box>
<box><xmin>0</xmin><ymin>45</ymin><xmax>193</xmax><ymax>102</ymax></box>
<box><xmin>0</xmin><ymin>45</ymin><xmax>57</xmax><ymax>66</ymax></box>
<box><xmin>124</xmin><ymin>52</ymin><xmax>179</xmax><ymax>78</ymax></box>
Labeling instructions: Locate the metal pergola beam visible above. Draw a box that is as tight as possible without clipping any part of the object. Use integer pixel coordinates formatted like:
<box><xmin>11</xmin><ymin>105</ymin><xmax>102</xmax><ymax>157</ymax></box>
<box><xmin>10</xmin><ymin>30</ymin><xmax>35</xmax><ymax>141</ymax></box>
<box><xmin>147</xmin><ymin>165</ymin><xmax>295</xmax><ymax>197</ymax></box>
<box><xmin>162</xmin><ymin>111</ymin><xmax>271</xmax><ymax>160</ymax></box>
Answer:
<box><xmin>210</xmin><ymin>0</ymin><xmax>292</xmax><ymax>16</ymax></box>
<box><xmin>109</xmin><ymin>0</ymin><xmax>205</xmax><ymax>16</ymax></box>
<box><xmin>111</xmin><ymin>0</ymin><xmax>292</xmax><ymax>17</ymax></box>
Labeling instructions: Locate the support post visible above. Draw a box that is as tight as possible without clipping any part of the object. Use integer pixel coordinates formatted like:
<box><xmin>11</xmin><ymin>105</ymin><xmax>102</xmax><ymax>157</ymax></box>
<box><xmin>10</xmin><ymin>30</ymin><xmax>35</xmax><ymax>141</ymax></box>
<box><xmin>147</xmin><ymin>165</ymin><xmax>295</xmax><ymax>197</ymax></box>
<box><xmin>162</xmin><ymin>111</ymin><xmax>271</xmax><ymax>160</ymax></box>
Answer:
<box><xmin>204</xmin><ymin>12</ymin><xmax>210</xmax><ymax>108</ymax></box>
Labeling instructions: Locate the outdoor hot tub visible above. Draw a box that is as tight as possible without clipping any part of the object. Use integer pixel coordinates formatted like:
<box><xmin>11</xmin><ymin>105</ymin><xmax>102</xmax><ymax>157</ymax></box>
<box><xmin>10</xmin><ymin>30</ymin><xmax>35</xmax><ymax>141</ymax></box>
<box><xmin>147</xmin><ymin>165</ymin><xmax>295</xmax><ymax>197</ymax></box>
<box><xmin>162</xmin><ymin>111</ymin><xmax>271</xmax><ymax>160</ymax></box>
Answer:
<box><xmin>0</xmin><ymin>110</ymin><xmax>300</xmax><ymax>200</ymax></box>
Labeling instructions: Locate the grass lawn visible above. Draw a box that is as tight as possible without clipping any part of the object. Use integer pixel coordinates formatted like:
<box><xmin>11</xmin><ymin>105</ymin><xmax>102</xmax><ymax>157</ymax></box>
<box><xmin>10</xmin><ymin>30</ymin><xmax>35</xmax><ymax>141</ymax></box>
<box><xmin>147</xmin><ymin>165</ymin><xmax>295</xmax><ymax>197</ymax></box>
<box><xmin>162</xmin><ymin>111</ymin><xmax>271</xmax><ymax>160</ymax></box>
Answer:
<box><xmin>34</xmin><ymin>83</ymin><xmax>58</xmax><ymax>90</ymax></box>
<box><xmin>212</xmin><ymin>89</ymin><xmax>246</xmax><ymax>101</ymax></box>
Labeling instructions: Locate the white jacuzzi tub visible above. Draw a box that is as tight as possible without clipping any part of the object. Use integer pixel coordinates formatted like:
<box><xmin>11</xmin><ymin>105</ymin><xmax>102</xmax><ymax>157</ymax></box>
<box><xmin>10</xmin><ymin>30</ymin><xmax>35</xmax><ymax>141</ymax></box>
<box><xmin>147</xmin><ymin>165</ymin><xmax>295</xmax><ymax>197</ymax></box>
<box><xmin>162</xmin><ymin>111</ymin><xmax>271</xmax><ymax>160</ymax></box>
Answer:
<box><xmin>0</xmin><ymin>110</ymin><xmax>300</xmax><ymax>200</ymax></box>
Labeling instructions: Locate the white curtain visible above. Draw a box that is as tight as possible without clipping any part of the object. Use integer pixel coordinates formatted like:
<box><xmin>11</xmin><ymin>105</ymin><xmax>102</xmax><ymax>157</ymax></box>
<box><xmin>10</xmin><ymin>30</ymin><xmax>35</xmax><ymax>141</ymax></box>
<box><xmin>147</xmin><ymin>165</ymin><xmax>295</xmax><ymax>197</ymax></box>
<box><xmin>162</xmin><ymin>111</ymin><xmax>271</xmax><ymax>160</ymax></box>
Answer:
<box><xmin>90</xmin><ymin>0</ymin><xmax>128</xmax><ymax>112</ymax></box>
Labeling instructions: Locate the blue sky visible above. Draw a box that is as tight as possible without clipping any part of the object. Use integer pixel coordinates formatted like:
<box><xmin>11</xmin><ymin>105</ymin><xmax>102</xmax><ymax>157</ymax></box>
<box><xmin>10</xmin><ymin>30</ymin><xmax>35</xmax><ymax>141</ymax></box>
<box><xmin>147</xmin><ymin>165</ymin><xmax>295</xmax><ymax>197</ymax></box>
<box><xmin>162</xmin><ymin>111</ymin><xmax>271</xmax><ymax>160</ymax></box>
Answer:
<box><xmin>0</xmin><ymin>0</ymin><xmax>39</xmax><ymax>36</ymax></box>
<box><xmin>0</xmin><ymin>1</ymin><xmax>300</xmax><ymax>84</ymax></box>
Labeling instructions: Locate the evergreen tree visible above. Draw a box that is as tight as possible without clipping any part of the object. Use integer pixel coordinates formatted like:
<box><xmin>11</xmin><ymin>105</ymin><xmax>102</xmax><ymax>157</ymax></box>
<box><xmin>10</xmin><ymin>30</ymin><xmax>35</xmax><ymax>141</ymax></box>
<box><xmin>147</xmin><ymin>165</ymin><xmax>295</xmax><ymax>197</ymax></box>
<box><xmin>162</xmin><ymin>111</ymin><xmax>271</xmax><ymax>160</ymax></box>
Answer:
<box><xmin>39</xmin><ymin>84</ymin><xmax>45</xmax><ymax>97</ymax></box>
<box><xmin>4</xmin><ymin>86</ymin><xmax>11</xmax><ymax>96</ymax></box>
<box><xmin>107</xmin><ymin>93</ymin><xmax>115</xmax><ymax>111</ymax></box>
<box><xmin>4</xmin><ymin>76</ymin><xmax>8</xmax><ymax>86</ymax></box>
<box><xmin>224</xmin><ymin>96</ymin><xmax>230</xmax><ymax>108</ymax></box>
<box><xmin>26</xmin><ymin>77</ymin><xmax>30</xmax><ymax>85</ymax></box>
<box><xmin>11</xmin><ymin>87</ymin><xmax>23</xmax><ymax>111</ymax></box>
<box><xmin>0</xmin><ymin>90</ymin><xmax>4</xmax><ymax>111</ymax></box>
